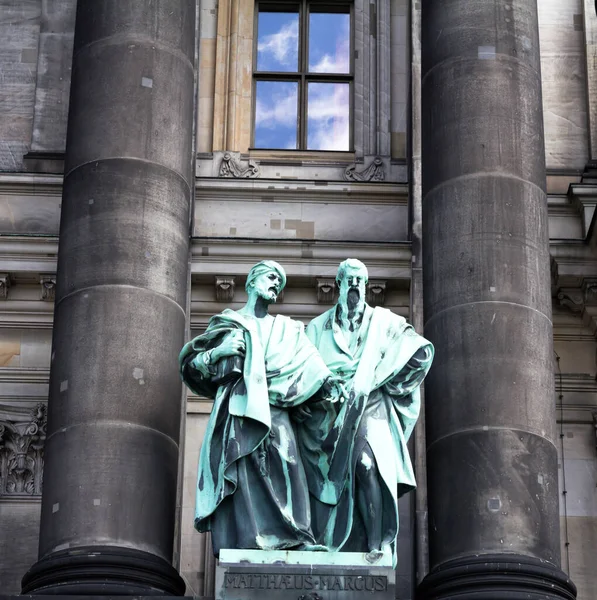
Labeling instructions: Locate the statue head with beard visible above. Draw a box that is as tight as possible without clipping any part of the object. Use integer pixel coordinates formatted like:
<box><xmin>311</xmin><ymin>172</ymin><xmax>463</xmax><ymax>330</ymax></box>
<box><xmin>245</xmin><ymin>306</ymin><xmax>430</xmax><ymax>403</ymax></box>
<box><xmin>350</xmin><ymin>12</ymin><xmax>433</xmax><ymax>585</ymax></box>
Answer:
<box><xmin>336</xmin><ymin>258</ymin><xmax>369</xmax><ymax>324</ymax></box>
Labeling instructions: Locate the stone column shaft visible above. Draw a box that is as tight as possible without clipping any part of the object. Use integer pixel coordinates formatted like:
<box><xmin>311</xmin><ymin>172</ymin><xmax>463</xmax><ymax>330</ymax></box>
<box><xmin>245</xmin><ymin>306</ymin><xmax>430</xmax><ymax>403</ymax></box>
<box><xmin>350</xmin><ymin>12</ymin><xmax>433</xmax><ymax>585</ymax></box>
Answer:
<box><xmin>419</xmin><ymin>1</ymin><xmax>575</xmax><ymax>598</ymax></box>
<box><xmin>22</xmin><ymin>1</ymin><xmax>196</xmax><ymax>595</ymax></box>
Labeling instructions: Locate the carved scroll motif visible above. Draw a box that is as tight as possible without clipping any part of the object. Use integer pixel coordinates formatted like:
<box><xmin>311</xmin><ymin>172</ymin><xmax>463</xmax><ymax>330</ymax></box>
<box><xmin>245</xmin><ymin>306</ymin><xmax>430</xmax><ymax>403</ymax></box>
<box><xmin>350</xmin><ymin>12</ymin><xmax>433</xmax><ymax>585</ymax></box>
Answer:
<box><xmin>40</xmin><ymin>276</ymin><xmax>56</xmax><ymax>301</ymax></box>
<box><xmin>557</xmin><ymin>289</ymin><xmax>584</xmax><ymax>313</ymax></box>
<box><xmin>219</xmin><ymin>153</ymin><xmax>260</xmax><ymax>178</ymax></box>
<box><xmin>0</xmin><ymin>403</ymin><xmax>47</xmax><ymax>497</ymax></box>
<box><xmin>0</xmin><ymin>274</ymin><xmax>10</xmax><ymax>300</ymax></box>
<box><xmin>366</xmin><ymin>280</ymin><xmax>387</xmax><ymax>306</ymax></box>
<box><xmin>343</xmin><ymin>157</ymin><xmax>385</xmax><ymax>182</ymax></box>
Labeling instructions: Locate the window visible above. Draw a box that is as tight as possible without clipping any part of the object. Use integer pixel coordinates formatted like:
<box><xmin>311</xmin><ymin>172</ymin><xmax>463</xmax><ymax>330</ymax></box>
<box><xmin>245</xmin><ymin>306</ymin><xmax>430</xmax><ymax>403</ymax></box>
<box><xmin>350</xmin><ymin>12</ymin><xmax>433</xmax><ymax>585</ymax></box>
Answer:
<box><xmin>253</xmin><ymin>1</ymin><xmax>352</xmax><ymax>151</ymax></box>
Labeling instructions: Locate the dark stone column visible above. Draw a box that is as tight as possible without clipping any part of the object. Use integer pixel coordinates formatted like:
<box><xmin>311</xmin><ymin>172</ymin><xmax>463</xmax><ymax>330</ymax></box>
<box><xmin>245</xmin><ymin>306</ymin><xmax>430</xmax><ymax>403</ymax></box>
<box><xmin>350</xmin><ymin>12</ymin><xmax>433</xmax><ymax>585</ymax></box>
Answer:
<box><xmin>21</xmin><ymin>1</ymin><xmax>195</xmax><ymax>595</ymax></box>
<box><xmin>419</xmin><ymin>2</ymin><xmax>576</xmax><ymax>599</ymax></box>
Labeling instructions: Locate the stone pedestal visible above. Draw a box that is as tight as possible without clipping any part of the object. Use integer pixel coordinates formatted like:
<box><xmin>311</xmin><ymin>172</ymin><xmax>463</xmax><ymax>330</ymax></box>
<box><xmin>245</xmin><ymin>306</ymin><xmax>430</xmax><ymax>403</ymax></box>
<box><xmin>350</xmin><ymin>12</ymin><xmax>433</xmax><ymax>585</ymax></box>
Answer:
<box><xmin>216</xmin><ymin>550</ymin><xmax>394</xmax><ymax>600</ymax></box>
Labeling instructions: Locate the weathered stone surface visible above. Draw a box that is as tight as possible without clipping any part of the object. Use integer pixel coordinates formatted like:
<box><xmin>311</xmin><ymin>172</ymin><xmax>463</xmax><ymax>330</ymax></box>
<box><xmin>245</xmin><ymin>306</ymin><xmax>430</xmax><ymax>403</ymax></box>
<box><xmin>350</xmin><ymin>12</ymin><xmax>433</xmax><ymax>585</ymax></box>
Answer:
<box><xmin>539</xmin><ymin>0</ymin><xmax>589</xmax><ymax>170</ymax></box>
<box><xmin>0</xmin><ymin>503</ymin><xmax>41</xmax><ymax>595</ymax></box>
<box><xmin>30</xmin><ymin>0</ymin><xmax>75</xmax><ymax>154</ymax></box>
<box><xmin>0</xmin><ymin>1</ymin><xmax>40</xmax><ymax>171</ymax></box>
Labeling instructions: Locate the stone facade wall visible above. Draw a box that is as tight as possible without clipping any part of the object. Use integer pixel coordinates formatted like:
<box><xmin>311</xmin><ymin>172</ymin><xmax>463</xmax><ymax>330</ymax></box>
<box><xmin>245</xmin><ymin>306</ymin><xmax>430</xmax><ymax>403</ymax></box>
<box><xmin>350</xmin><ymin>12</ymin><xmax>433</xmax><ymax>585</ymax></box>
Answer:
<box><xmin>0</xmin><ymin>0</ymin><xmax>595</xmax><ymax>597</ymax></box>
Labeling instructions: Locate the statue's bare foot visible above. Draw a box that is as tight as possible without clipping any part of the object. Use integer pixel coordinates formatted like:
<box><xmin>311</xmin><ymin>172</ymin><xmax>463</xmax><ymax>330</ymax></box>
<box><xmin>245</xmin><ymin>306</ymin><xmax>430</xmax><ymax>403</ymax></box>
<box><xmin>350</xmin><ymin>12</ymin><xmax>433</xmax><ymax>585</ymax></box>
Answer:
<box><xmin>298</xmin><ymin>543</ymin><xmax>329</xmax><ymax>552</ymax></box>
<box><xmin>365</xmin><ymin>549</ymin><xmax>384</xmax><ymax>563</ymax></box>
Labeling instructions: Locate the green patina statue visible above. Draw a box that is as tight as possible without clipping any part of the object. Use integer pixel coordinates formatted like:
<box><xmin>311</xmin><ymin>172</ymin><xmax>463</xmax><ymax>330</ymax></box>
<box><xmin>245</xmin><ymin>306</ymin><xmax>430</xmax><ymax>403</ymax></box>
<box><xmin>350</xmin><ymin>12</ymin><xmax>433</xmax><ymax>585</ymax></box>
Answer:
<box><xmin>302</xmin><ymin>259</ymin><xmax>433</xmax><ymax>565</ymax></box>
<box><xmin>179</xmin><ymin>261</ymin><xmax>343</xmax><ymax>554</ymax></box>
<box><xmin>179</xmin><ymin>259</ymin><xmax>433</xmax><ymax>563</ymax></box>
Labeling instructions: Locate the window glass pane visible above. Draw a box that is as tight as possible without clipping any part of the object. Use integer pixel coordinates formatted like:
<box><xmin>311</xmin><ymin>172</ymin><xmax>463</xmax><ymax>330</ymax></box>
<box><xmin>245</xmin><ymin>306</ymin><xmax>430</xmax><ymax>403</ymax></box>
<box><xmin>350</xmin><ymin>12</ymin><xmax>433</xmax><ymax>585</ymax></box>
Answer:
<box><xmin>308</xmin><ymin>11</ymin><xmax>350</xmax><ymax>73</ymax></box>
<box><xmin>257</xmin><ymin>10</ymin><xmax>299</xmax><ymax>72</ymax></box>
<box><xmin>255</xmin><ymin>81</ymin><xmax>298</xmax><ymax>149</ymax></box>
<box><xmin>307</xmin><ymin>82</ymin><xmax>350</xmax><ymax>150</ymax></box>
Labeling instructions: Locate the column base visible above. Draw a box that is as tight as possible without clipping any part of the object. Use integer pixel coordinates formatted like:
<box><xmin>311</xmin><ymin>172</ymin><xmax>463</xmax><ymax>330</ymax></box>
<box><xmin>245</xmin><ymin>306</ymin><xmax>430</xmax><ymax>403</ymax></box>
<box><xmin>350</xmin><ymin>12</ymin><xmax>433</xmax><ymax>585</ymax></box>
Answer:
<box><xmin>21</xmin><ymin>546</ymin><xmax>186</xmax><ymax>596</ymax></box>
<box><xmin>417</xmin><ymin>554</ymin><xmax>576</xmax><ymax>600</ymax></box>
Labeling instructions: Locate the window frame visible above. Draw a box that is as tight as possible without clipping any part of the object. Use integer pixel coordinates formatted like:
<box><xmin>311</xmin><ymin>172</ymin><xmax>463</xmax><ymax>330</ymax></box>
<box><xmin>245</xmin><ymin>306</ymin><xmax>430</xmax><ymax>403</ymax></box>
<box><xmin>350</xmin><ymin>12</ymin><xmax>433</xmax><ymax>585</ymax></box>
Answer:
<box><xmin>252</xmin><ymin>0</ymin><xmax>354</xmax><ymax>152</ymax></box>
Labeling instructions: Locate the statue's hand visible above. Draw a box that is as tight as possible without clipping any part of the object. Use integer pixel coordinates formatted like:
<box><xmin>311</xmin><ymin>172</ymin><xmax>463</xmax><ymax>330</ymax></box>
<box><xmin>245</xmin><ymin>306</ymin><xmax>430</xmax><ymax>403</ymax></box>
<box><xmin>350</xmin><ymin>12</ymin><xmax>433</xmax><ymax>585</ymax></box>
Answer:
<box><xmin>322</xmin><ymin>376</ymin><xmax>347</xmax><ymax>404</ymax></box>
<box><xmin>212</xmin><ymin>331</ymin><xmax>245</xmax><ymax>362</ymax></box>
<box><xmin>292</xmin><ymin>405</ymin><xmax>312</xmax><ymax>423</ymax></box>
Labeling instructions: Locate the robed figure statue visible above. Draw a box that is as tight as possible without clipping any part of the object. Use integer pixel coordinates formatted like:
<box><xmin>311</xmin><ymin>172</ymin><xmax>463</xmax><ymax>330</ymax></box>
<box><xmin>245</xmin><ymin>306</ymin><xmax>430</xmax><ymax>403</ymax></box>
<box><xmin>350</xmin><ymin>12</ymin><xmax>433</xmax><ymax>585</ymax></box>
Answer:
<box><xmin>302</xmin><ymin>259</ymin><xmax>434</xmax><ymax>565</ymax></box>
<box><xmin>179</xmin><ymin>261</ymin><xmax>342</xmax><ymax>554</ymax></box>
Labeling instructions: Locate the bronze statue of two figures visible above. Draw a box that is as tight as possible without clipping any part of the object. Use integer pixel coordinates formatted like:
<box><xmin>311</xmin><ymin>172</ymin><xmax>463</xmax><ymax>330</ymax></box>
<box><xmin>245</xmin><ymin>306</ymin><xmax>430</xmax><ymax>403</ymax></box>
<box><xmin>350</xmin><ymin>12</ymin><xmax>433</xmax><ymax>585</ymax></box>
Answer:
<box><xmin>179</xmin><ymin>259</ymin><xmax>433</xmax><ymax>566</ymax></box>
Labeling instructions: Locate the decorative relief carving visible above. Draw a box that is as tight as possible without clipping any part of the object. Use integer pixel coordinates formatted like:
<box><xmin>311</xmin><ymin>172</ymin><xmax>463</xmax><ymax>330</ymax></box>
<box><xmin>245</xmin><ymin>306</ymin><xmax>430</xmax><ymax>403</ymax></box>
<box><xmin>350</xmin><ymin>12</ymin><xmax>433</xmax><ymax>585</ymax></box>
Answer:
<box><xmin>0</xmin><ymin>274</ymin><xmax>10</xmax><ymax>300</ymax></box>
<box><xmin>582</xmin><ymin>278</ymin><xmax>597</xmax><ymax>306</ymax></box>
<box><xmin>215</xmin><ymin>277</ymin><xmax>236</xmax><ymax>303</ymax></box>
<box><xmin>0</xmin><ymin>403</ymin><xmax>47</xmax><ymax>497</ymax></box>
<box><xmin>40</xmin><ymin>276</ymin><xmax>56</xmax><ymax>301</ymax></box>
<box><xmin>343</xmin><ymin>157</ymin><xmax>385</xmax><ymax>182</ymax></box>
<box><xmin>557</xmin><ymin>289</ymin><xmax>584</xmax><ymax>313</ymax></box>
<box><xmin>219</xmin><ymin>153</ymin><xmax>260</xmax><ymax>179</ymax></box>
<box><xmin>366</xmin><ymin>280</ymin><xmax>387</xmax><ymax>307</ymax></box>
<box><xmin>557</xmin><ymin>280</ymin><xmax>597</xmax><ymax>313</ymax></box>
<box><xmin>317</xmin><ymin>279</ymin><xmax>337</xmax><ymax>304</ymax></box>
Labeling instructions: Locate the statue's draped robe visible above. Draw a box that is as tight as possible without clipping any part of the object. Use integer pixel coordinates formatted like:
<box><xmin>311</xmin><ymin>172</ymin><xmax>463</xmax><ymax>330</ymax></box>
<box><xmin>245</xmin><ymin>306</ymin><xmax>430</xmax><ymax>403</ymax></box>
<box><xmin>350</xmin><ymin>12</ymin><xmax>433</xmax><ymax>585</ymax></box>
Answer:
<box><xmin>179</xmin><ymin>310</ymin><xmax>331</xmax><ymax>553</ymax></box>
<box><xmin>304</xmin><ymin>306</ymin><xmax>433</xmax><ymax>563</ymax></box>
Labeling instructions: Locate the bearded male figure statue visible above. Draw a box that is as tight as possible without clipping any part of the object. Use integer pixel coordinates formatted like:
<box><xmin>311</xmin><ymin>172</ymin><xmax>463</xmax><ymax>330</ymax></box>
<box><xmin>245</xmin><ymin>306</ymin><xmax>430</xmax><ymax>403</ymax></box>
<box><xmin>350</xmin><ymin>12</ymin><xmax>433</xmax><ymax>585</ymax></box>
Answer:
<box><xmin>179</xmin><ymin>261</ymin><xmax>343</xmax><ymax>555</ymax></box>
<box><xmin>301</xmin><ymin>259</ymin><xmax>434</xmax><ymax>565</ymax></box>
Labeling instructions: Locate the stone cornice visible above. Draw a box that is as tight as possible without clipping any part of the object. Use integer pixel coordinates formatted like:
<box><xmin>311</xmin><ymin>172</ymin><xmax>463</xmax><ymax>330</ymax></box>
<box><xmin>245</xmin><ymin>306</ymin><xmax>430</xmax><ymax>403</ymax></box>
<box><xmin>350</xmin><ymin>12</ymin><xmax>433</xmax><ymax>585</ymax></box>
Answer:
<box><xmin>555</xmin><ymin>373</ymin><xmax>597</xmax><ymax>394</ymax></box>
<box><xmin>0</xmin><ymin>236</ymin><xmax>58</xmax><ymax>277</ymax></box>
<box><xmin>194</xmin><ymin>177</ymin><xmax>408</xmax><ymax>206</ymax></box>
<box><xmin>0</xmin><ymin>368</ymin><xmax>50</xmax><ymax>384</ymax></box>
<box><xmin>0</xmin><ymin>173</ymin><xmax>62</xmax><ymax>195</ymax></box>
<box><xmin>0</xmin><ymin>300</ymin><xmax>54</xmax><ymax>328</ymax></box>
<box><xmin>190</xmin><ymin>238</ymin><xmax>412</xmax><ymax>281</ymax></box>
<box><xmin>551</xmin><ymin>242</ymin><xmax>597</xmax><ymax>290</ymax></box>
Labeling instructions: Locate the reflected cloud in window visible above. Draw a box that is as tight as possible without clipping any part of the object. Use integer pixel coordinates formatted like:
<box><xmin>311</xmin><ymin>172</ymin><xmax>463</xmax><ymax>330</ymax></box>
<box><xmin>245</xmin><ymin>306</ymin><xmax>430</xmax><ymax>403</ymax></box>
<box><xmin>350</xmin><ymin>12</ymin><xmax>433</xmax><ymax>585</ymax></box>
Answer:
<box><xmin>309</xmin><ymin>12</ymin><xmax>350</xmax><ymax>74</ymax></box>
<box><xmin>257</xmin><ymin>12</ymin><xmax>299</xmax><ymax>72</ymax></box>
<box><xmin>308</xmin><ymin>83</ymin><xmax>349</xmax><ymax>150</ymax></box>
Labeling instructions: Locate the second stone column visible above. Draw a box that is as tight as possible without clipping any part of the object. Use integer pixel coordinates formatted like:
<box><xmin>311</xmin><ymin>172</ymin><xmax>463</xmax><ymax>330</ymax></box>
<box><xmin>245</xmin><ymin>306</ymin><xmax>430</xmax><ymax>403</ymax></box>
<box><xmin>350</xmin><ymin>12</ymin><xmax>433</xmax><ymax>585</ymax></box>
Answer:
<box><xmin>419</xmin><ymin>1</ymin><xmax>576</xmax><ymax>598</ymax></box>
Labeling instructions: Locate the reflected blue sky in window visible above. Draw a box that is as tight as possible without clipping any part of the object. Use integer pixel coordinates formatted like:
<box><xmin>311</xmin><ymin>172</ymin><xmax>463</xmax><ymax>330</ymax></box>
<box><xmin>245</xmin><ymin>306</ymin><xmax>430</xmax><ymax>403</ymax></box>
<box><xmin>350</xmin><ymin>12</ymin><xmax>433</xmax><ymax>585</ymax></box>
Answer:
<box><xmin>255</xmin><ymin>80</ymin><xmax>298</xmax><ymax>149</ymax></box>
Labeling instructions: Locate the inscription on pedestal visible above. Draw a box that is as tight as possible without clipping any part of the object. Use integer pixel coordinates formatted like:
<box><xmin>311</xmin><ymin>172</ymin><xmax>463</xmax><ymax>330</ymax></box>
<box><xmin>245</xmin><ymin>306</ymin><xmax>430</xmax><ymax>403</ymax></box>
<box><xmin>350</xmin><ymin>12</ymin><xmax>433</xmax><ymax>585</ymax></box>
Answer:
<box><xmin>223</xmin><ymin>573</ymin><xmax>388</xmax><ymax>592</ymax></box>
<box><xmin>216</xmin><ymin>552</ymin><xmax>395</xmax><ymax>600</ymax></box>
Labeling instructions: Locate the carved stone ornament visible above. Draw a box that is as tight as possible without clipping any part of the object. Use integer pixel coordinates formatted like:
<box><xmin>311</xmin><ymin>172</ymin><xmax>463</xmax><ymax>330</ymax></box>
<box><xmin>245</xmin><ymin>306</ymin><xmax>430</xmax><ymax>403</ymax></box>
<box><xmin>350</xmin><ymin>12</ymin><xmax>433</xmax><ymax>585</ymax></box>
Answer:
<box><xmin>556</xmin><ymin>279</ymin><xmax>597</xmax><ymax>314</ymax></box>
<box><xmin>317</xmin><ymin>278</ymin><xmax>337</xmax><ymax>304</ymax></box>
<box><xmin>0</xmin><ymin>273</ymin><xmax>10</xmax><ymax>300</ymax></box>
<box><xmin>40</xmin><ymin>276</ymin><xmax>56</xmax><ymax>301</ymax></box>
<box><xmin>215</xmin><ymin>276</ymin><xmax>236</xmax><ymax>303</ymax></box>
<box><xmin>219</xmin><ymin>152</ymin><xmax>260</xmax><ymax>178</ymax></box>
<box><xmin>582</xmin><ymin>278</ymin><xmax>597</xmax><ymax>306</ymax></box>
<box><xmin>343</xmin><ymin>156</ymin><xmax>385</xmax><ymax>182</ymax></box>
<box><xmin>366</xmin><ymin>280</ymin><xmax>387</xmax><ymax>307</ymax></box>
<box><xmin>557</xmin><ymin>288</ymin><xmax>584</xmax><ymax>313</ymax></box>
<box><xmin>0</xmin><ymin>403</ymin><xmax>47</xmax><ymax>497</ymax></box>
